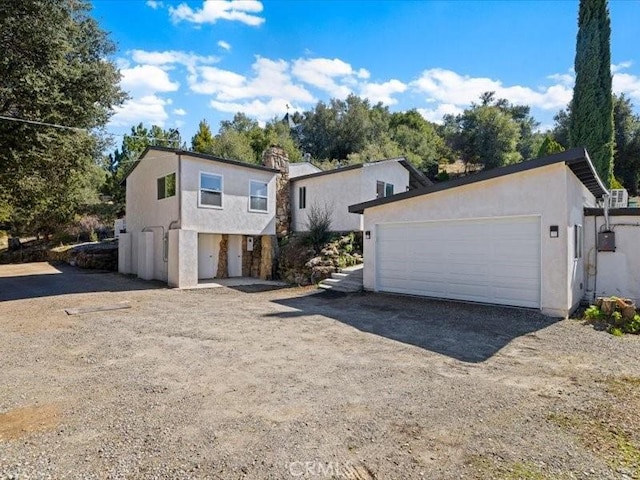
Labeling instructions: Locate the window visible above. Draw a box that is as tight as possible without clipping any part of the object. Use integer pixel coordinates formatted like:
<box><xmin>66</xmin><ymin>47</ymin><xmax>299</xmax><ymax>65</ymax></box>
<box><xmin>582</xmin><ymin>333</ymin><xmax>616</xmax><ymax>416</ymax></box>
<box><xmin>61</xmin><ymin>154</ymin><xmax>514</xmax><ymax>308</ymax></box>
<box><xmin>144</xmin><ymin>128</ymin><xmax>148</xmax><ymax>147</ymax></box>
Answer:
<box><xmin>200</xmin><ymin>173</ymin><xmax>222</xmax><ymax>207</ymax></box>
<box><xmin>157</xmin><ymin>173</ymin><xmax>176</xmax><ymax>200</ymax></box>
<box><xmin>574</xmin><ymin>224</ymin><xmax>583</xmax><ymax>259</ymax></box>
<box><xmin>385</xmin><ymin>183</ymin><xmax>394</xmax><ymax>197</ymax></box>
<box><xmin>376</xmin><ymin>181</ymin><xmax>394</xmax><ymax>198</ymax></box>
<box><xmin>299</xmin><ymin>186</ymin><xmax>306</xmax><ymax>209</ymax></box>
<box><xmin>249</xmin><ymin>180</ymin><xmax>268</xmax><ymax>212</ymax></box>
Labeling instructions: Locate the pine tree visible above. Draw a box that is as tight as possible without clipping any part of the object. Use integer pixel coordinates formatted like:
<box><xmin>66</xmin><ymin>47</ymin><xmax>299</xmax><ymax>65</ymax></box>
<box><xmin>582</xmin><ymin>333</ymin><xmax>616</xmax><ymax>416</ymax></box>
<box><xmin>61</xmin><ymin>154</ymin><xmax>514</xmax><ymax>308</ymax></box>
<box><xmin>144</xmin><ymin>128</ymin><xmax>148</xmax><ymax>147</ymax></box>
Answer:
<box><xmin>537</xmin><ymin>135</ymin><xmax>565</xmax><ymax>158</ymax></box>
<box><xmin>569</xmin><ymin>0</ymin><xmax>614</xmax><ymax>186</ymax></box>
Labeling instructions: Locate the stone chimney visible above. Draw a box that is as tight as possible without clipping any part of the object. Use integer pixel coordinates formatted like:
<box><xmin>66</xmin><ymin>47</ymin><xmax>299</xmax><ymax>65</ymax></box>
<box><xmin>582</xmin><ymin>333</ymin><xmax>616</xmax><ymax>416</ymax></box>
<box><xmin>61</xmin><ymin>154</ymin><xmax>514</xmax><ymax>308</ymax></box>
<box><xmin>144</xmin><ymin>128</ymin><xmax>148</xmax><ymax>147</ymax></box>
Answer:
<box><xmin>261</xmin><ymin>145</ymin><xmax>290</xmax><ymax>238</ymax></box>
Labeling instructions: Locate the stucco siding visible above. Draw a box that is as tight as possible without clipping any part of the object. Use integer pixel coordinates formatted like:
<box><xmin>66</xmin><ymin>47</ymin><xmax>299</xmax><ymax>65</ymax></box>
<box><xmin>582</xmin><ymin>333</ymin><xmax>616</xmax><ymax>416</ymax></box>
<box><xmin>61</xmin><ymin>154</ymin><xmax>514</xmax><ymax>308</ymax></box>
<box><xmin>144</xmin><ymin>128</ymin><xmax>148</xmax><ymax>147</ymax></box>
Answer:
<box><xmin>361</xmin><ymin>162</ymin><xmax>574</xmax><ymax>316</ymax></box>
<box><xmin>180</xmin><ymin>155</ymin><xmax>277</xmax><ymax>235</ymax></box>
<box><xmin>584</xmin><ymin>214</ymin><xmax>640</xmax><ymax>304</ymax></box>
<box><xmin>291</xmin><ymin>161</ymin><xmax>410</xmax><ymax>232</ymax></box>
<box><xmin>125</xmin><ymin>150</ymin><xmax>179</xmax><ymax>282</ymax></box>
<box><xmin>566</xmin><ymin>170</ymin><xmax>597</xmax><ymax>312</ymax></box>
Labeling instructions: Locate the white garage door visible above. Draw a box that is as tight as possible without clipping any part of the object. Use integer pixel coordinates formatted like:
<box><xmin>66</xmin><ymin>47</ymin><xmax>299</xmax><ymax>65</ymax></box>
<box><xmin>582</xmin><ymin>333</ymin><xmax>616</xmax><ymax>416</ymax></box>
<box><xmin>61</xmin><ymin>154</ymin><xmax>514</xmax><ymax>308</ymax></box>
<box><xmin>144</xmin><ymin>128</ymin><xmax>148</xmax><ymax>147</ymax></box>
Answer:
<box><xmin>375</xmin><ymin>216</ymin><xmax>541</xmax><ymax>308</ymax></box>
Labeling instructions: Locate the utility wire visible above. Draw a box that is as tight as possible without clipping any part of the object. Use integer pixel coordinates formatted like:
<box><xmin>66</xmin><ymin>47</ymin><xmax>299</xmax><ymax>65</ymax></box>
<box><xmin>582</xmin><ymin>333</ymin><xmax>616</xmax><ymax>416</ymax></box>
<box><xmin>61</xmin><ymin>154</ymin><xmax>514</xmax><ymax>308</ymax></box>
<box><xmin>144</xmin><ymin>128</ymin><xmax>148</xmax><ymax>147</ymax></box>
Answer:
<box><xmin>0</xmin><ymin>114</ymin><xmax>181</xmax><ymax>142</ymax></box>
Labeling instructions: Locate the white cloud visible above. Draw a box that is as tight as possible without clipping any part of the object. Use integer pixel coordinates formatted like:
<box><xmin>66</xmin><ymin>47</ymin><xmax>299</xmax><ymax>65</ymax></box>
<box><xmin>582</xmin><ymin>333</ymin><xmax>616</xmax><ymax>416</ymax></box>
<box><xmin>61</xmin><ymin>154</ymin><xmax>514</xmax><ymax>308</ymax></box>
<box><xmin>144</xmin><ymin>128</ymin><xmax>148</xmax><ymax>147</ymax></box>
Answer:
<box><xmin>146</xmin><ymin>0</ymin><xmax>163</xmax><ymax>9</ymax></box>
<box><xmin>612</xmin><ymin>61</ymin><xmax>633</xmax><ymax>73</ymax></box>
<box><xmin>210</xmin><ymin>98</ymin><xmax>298</xmax><ymax>122</ymax></box>
<box><xmin>119</xmin><ymin>64</ymin><xmax>179</xmax><ymax>96</ymax></box>
<box><xmin>359</xmin><ymin>79</ymin><xmax>407</xmax><ymax>105</ymax></box>
<box><xmin>412</xmin><ymin>68</ymin><xmax>572</xmax><ymax>111</ymax></box>
<box><xmin>189</xmin><ymin>56</ymin><xmax>314</xmax><ymax>103</ymax></box>
<box><xmin>614</xmin><ymin>72</ymin><xmax>640</xmax><ymax>101</ymax></box>
<box><xmin>291</xmin><ymin>58</ymin><xmax>374</xmax><ymax>98</ymax></box>
<box><xmin>173</xmin><ymin>108</ymin><xmax>187</xmax><ymax>116</ymax></box>
<box><xmin>111</xmin><ymin>95</ymin><xmax>170</xmax><ymax>127</ymax></box>
<box><xmin>218</xmin><ymin>40</ymin><xmax>231</xmax><ymax>51</ymax></box>
<box><xmin>129</xmin><ymin>49</ymin><xmax>218</xmax><ymax>70</ymax></box>
<box><xmin>169</xmin><ymin>0</ymin><xmax>265</xmax><ymax>26</ymax></box>
<box><xmin>417</xmin><ymin>104</ymin><xmax>464</xmax><ymax>123</ymax></box>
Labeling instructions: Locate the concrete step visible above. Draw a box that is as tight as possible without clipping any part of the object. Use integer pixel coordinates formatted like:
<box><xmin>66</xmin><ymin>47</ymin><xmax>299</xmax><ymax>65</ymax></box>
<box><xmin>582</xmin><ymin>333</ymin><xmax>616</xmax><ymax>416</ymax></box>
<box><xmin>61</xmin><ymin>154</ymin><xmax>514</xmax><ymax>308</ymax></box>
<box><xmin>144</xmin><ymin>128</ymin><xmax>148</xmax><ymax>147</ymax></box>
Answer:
<box><xmin>318</xmin><ymin>282</ymin><xmax>362</xmax><ymax>293</ymax></box>
<box><xmin>319</xmin><ymin>264</ymin><xmax>364</xmax><ymax>293</ymax></box>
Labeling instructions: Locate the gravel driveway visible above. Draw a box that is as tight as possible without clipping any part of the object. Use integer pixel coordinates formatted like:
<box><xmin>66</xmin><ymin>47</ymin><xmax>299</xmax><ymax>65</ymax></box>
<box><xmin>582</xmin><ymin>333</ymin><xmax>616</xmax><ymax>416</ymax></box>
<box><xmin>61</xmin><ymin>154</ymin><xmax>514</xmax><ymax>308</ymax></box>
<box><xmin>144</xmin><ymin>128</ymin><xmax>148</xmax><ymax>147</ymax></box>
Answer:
<box><xmin>0</xmin><ymin>263</ymin><xmax>638</xmax><ymax>479</ymax></box>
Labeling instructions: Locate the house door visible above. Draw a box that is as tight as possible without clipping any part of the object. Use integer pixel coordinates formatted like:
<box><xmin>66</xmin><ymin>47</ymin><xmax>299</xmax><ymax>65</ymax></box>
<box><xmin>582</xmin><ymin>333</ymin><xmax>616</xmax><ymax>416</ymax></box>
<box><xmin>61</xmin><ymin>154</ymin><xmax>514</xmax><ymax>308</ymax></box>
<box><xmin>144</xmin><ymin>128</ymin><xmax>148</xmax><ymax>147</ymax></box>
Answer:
<box><xmin>228</xmin><ymin>235</ymin><xmax>243</xmax><ymax>277</ymax></box>
<box><xmin>198</xmin><ymin>233</ymin><xmax>220</xmax><ymax>279</ymax></box>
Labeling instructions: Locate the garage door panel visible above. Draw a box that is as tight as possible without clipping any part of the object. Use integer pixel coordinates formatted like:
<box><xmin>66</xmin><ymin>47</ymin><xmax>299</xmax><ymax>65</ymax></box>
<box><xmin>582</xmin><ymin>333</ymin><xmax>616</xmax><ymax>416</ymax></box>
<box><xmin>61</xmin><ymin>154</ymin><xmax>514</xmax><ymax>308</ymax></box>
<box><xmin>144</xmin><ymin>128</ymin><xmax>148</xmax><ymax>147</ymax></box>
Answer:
<box><xmin>376</xmin><ymin>217</ymin><xmax>540</xmax><ymax>309</ymax></box>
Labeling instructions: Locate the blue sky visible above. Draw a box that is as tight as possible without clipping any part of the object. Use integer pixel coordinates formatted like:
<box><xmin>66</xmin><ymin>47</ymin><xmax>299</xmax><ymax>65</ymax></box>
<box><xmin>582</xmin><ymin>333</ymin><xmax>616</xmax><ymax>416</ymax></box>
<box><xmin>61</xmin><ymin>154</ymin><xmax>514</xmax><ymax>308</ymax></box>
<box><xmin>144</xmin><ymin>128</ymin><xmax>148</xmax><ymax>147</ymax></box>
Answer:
<box><xmin>92</xmin><ymin>0</ymin><xmax>640</xmax><ymax>144</ymax></box>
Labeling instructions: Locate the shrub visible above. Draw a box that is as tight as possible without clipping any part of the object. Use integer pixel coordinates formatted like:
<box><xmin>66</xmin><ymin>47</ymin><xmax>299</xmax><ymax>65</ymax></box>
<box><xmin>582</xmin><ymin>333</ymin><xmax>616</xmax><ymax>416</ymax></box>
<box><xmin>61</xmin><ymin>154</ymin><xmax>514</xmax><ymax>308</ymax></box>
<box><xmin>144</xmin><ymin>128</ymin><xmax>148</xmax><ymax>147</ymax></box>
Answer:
<box><xmin>304</xmin><ymin>202</ymin><xmax>333</xmax><ymax>250</ymax></box>
<box><xmin>583</xmin><ymin>301</ymin><xmax>640</xmax><ymax>336</ymax></box>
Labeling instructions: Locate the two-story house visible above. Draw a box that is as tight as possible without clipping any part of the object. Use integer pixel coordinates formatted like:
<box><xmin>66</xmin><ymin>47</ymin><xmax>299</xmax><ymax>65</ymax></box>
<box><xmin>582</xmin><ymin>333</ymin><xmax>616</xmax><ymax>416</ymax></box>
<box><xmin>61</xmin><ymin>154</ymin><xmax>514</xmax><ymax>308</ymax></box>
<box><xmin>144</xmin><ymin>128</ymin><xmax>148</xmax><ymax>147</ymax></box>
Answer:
<box><xmin>119</xmin><ymin>146</ymin><xmax>429</xmax><ymax>287</ymax></box>
<box><xmin>118</xmin><ymin>146</ymin><xmax>283</xmax><ymax>288</ymax></box>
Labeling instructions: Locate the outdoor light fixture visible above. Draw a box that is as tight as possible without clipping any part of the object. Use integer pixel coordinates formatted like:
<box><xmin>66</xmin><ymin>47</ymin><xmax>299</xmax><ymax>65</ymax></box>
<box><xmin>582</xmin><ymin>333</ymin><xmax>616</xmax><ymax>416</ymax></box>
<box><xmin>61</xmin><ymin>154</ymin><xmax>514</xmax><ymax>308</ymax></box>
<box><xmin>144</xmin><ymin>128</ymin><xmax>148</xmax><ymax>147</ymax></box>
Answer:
<box><xmin>365</xmin><ymin>231</ymin><xmax>371</xmax><ymax>239</ymax></box>
<box><xmin>550</xmin><ymin>225</ymin><xmax>559</xmax><ymax>238</ymax></box>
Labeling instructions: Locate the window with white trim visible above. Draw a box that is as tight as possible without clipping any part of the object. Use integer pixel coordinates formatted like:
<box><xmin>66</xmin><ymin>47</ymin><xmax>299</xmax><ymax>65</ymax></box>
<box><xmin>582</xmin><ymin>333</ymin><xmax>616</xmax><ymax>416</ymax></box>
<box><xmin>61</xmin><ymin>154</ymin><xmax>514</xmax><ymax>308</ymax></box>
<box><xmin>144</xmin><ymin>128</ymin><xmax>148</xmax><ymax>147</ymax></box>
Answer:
<box><xmin>299</xmin><ymin>186</ymin><xmax>306</xmax><ymax>209</ymax></box>
<box><xmin>157</xmin><ymin>173</ymin><xmax>176</xmax><ymax>200</ymax></box>
<box><xmin>249</xmin><ymin>180</ymin><xmax>268</xmax><ymax>212</ymax></box>
<box><xmin>200</xmin><ymin>172</ymin><xmax>222</xmax><ymax>207</ymax></box>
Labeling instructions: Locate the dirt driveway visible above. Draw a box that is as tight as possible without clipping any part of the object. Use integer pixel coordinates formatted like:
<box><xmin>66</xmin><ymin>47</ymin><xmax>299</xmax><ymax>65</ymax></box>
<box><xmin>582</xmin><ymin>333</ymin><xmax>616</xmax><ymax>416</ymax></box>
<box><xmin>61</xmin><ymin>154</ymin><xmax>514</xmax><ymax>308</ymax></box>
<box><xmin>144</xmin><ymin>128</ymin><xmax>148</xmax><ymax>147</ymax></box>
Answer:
<box><xmin>0</xmin><ymin>263</ymin><xmax>638</xmax><ymax>479</ymax></box>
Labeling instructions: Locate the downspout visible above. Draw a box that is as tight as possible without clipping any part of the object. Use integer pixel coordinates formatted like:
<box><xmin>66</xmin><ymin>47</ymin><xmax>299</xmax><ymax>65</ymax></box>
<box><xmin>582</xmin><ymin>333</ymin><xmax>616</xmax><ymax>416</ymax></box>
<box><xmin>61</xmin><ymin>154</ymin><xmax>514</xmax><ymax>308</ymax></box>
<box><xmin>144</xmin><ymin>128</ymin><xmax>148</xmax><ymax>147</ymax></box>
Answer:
<box><xmin>169</xmin><ymin>151</ymin><xmax>182</xmax><ymax>231</ymax></box>
<box><xmin>603</xmin><ymin>193</ymin><xmax>611</xmax><ymax>231</ymax></box>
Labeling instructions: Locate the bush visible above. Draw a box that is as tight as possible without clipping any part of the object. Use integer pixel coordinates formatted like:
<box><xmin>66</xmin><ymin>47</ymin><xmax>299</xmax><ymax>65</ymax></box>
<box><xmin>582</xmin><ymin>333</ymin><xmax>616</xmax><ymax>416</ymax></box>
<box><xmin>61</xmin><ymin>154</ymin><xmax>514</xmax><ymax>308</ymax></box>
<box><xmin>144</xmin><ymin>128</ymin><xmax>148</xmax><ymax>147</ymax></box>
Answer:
<box><xmin>583</xmin><ymin>301</ymin><xmax>640</xmax><ymax>336</ymax></box>
<box><xmin>304</xmin><ymin>202</ymin><xmax>333</xmax><ymax>250</ymax></box>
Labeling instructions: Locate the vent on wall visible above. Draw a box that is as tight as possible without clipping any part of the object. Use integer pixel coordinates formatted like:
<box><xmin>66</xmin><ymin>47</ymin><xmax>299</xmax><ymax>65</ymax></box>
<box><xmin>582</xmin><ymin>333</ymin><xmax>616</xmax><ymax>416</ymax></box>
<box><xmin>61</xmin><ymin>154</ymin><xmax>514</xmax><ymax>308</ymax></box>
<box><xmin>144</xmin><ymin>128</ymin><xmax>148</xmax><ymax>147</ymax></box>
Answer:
<box><xmin>609</xmin><ymin>189</ymin><xmax>629</xmax><ymax>208</ymax></box>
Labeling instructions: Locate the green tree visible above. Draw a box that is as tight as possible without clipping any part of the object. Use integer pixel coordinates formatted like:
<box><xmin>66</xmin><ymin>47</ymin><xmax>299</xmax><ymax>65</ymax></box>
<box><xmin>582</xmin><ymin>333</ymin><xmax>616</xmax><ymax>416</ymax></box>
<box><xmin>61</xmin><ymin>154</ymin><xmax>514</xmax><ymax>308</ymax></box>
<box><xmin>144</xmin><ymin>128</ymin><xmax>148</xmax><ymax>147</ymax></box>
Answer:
<box><xmin>612</xmin><ymin>94</ymin><xmax>640</xmax><ymax>194</ymax></box>
<box><xmin>191</xmin><ymin>119</ymin><xmax>215</xmax><ymax>154</ymax></box>
<box><xmin>443</xmin><ymin>93</ymin><xmax>525</xmax><ymax>169</ymax></box>
<box><xmin>569</xmin><ymin>0</ymin><xmax>614</xmax><ymax>185</ymax></box>
<box><xmin>537</xmin><ymin>135</ymin><xmax>566</xmax><ymax>158</ymax></box>
<box><xmin>0</xmin><ymin>0</ymin><xmax>125</xmax><ymax>235</ymax></box>
<box><xmin>103</xmin><ymin>123</ymin><xmax>181</xmax><ymax>212</ymax></box>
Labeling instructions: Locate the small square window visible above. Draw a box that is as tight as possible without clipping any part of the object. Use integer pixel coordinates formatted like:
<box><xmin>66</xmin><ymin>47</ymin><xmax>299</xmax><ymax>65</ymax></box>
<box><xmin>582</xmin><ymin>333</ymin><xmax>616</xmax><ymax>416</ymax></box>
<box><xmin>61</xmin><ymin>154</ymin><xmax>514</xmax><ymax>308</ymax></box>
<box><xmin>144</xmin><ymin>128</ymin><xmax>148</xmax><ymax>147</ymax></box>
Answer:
<box><xmin>377</xmin><ymin>181</ymin><xmax>394</xmax><ymax>198</ymax></box>
<box><xmin>157</xmin><ymin>172</ymin><xmax>176</xmax><ymax>200</ymax></box>
<box><xmin>385</xmin><ymin>183</ymin><xmax>394</xmax><ymax>197</ymax></box>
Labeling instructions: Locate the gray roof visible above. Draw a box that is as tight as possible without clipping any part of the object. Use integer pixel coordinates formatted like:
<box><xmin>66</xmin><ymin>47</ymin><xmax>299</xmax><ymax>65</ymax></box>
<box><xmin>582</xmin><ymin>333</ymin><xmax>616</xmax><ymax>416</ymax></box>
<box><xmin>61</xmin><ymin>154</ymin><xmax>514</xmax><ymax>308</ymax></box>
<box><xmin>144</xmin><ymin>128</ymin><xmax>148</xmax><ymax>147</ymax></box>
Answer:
<box><xmin>289</xmin><ymin>157</ymin><xmax>432</xmax><ymax>189</ymax></box>
<box><xmin>122</xmin><ymin>146</ymin><xmax>279</xmax><ymax>183</ymax></box>
<box><xmin>349</xmin><ymin>148</ymin><xmax>608</xmax><ymax>214</ymax></box>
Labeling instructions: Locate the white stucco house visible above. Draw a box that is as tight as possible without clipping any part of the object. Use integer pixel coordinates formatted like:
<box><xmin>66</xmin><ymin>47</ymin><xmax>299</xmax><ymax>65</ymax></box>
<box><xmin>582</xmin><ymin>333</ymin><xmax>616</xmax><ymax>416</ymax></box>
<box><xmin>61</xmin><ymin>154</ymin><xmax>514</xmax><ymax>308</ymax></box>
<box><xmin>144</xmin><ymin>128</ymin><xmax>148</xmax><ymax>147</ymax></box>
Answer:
<box><xmin>349</xmin><ymin>148</ymin><xmax>609</xmax><ymax>318</ymax></box>
<box><xmin>118</xmin><ymin>146</ymin><xmax>282</xmax><ymax>288</ymax></box>
<box><xmin>119</xmin><ymin>146</ymin><xmax>426</xmax><ymax>287</ymax></box>
<box><xmin>290</xmin><ymin>158</ymin><xmax>431</xmax><ymax>232</ymax></box>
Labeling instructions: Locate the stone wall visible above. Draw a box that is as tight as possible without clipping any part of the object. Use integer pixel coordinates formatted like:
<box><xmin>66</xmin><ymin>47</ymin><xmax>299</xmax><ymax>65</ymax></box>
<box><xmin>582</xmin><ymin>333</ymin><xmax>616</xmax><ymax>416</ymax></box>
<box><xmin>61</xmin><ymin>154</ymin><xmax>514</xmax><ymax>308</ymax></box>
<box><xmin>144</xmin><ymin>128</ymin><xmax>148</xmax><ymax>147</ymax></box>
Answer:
<box><xmin>216</xmin><ymin>234</ymin><xmax>228</xmax><ymax>278</ymax></box>
<box><xmin>242</xmin><ymin>235</ymin><xmax>262</xmax><ymax>278</ymax></box>
<box><xmin>261</xmin><ymin>146</ymin><xmax>290</xmax><ymax>238</ymax></box>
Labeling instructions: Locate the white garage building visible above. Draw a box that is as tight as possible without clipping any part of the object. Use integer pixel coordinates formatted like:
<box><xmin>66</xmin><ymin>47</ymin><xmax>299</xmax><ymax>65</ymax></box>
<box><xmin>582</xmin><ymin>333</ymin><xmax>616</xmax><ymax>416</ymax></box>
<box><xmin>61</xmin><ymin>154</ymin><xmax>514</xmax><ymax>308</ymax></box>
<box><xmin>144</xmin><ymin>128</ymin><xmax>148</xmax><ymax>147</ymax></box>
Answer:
<box><xmin>349</xmin><ymin>148</ymin><xmax>608</xmax><ymax>317</ymax></box>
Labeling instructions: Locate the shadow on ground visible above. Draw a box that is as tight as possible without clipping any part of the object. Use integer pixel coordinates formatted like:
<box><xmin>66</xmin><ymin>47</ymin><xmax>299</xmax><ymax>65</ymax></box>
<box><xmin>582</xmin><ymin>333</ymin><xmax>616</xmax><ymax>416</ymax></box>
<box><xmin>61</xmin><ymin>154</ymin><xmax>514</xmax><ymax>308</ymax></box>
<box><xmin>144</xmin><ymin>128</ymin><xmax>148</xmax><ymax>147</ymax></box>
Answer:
<box><xmin>0</xmin><ymin>262</ymin><xmax>163</xmax><ymax>302</ymax></box>
<box><xmin>268</xmin><ymin>290</ymin><xmax>559</xmax><ymax>363</ymax></box>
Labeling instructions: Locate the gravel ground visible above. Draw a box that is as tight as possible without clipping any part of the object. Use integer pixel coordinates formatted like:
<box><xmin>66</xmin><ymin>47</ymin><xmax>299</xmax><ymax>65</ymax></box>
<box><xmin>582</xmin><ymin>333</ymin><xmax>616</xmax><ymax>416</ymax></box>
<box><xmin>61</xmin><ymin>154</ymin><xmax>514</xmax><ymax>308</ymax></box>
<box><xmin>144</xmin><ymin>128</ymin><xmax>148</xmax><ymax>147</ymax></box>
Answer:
<box><xmin>0</xmin><ymin>263</ymin><xmax>639</xmax><ymax>479</ymax></box>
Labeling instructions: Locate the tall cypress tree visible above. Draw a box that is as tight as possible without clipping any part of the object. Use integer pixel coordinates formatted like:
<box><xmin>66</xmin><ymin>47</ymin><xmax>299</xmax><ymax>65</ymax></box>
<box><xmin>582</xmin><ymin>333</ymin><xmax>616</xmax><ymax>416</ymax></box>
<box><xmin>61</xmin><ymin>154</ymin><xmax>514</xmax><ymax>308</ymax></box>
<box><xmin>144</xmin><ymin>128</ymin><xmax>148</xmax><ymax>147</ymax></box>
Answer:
<box><xmin>569</xmin><ymin>0</ymin><xmax>614</xmax><ymax>186</ymax></box>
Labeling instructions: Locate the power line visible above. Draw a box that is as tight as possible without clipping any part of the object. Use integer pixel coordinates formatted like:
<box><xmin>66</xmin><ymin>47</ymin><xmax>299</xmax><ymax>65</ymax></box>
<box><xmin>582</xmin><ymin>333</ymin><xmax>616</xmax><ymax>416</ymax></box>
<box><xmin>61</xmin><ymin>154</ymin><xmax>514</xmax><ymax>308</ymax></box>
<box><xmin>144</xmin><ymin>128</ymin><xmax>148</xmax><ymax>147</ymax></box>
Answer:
<box><xmin>0</xmin><ymin>114</ymin><xmax>181</xmax><ymax>142</ymax></box>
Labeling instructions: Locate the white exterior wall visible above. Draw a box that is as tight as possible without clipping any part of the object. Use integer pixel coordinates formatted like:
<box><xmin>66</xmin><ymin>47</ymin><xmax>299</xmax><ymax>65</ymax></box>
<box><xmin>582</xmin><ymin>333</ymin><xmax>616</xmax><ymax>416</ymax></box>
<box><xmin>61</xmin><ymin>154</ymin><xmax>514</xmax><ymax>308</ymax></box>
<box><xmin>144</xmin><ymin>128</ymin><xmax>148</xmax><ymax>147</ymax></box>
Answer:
<box><xmin>125</xmin><ymin>150</ymin><xmax>179</xmax><ymax>282</ymax></box>
<box><xmin>291</xmin><ymin>161</ymin><xmax>410</xmax><ymax>232</ymax></box>
<box><xmin>584</xmin><ymin>213</ymin><xmax>640</xmax><ymax>303</ymax></box>
<box><xmin>361</xmin><ymin>163</ymin><xmax>590</xmax><ymax>317</ymax></box>
<box><xmin>566</xmin><ymin>172</ymin><xmax>597</xmax><ymax>312</ymax></box>
<box><xmin>180</xmin><ymin>156</ymin><xmax>277</xmax><ymax>235</ymax></box>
